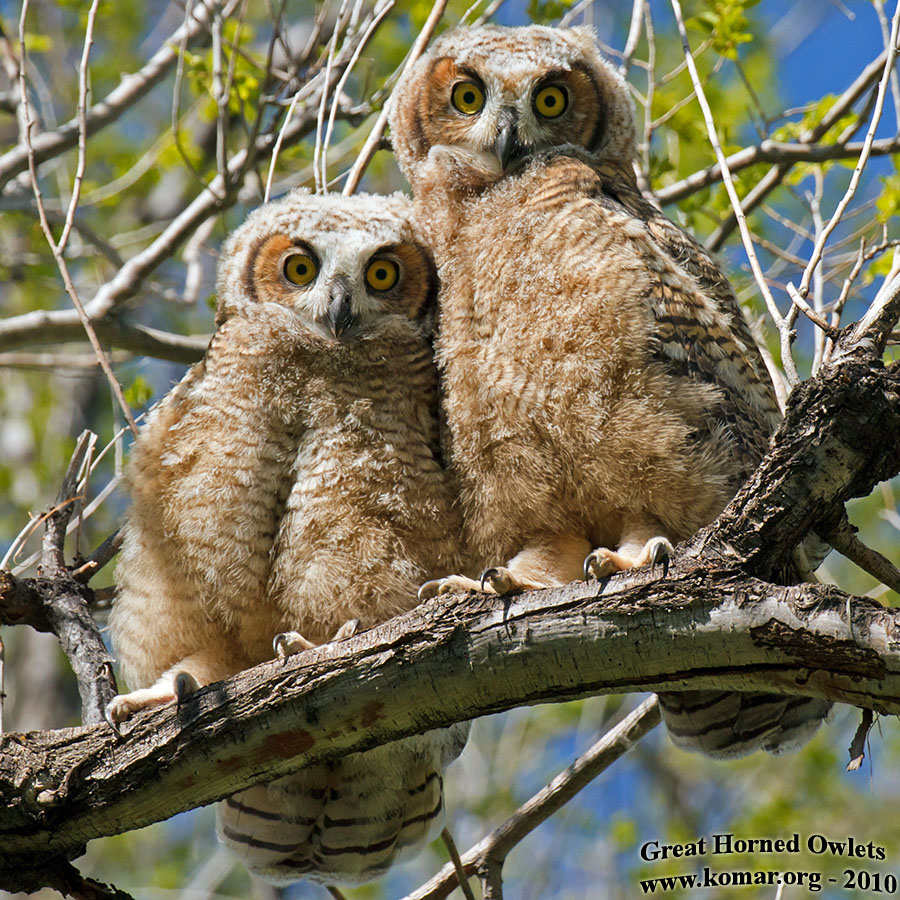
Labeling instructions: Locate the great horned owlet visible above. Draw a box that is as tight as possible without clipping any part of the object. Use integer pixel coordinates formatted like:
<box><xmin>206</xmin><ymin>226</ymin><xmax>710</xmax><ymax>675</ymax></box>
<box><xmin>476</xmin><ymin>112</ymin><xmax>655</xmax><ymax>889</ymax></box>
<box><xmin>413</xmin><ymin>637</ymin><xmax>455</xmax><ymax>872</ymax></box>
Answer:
<box><xmin>106</xmin><ymin>190</ymin><xmax>469</xmax><ymax>884</ymax></box>
<box><xmin>388</xmin><ymin>24</ymin><xmax>830</xmax><ymax>758</ymax></box>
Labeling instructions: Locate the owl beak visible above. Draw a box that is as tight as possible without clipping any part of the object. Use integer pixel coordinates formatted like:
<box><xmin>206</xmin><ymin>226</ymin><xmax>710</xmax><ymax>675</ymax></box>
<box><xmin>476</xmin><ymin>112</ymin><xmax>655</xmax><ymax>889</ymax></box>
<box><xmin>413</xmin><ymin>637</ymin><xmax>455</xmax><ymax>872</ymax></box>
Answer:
<box><xmin>494</xmin><ymin>108</ymin><xmax>525</xmax><ymax>171</ymax></box>
<box><xmin>323</xmin><ymin>277</ymin><xmax>355</xmax><ymax>338</ymax></box>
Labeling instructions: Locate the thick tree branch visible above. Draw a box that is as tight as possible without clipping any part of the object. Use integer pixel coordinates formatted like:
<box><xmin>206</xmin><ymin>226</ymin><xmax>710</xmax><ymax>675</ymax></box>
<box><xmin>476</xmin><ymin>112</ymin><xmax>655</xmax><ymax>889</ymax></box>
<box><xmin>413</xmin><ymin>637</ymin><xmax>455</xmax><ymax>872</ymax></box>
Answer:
<box><xmin>1</xmin><ymin>570</ymin><xmax>899</xmax><ymax>890</ymax></box>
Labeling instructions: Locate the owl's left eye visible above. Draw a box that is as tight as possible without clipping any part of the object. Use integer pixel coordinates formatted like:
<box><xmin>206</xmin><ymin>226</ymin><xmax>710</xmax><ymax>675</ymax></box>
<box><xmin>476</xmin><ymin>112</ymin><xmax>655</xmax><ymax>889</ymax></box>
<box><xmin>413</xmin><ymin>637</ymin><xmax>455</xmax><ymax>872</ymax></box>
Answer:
<box><xmin>533</xmin><ymin>85</ymin><xmax>568</xmax><ymax>118</ymax></box>
<box><xmin>283</xmin><ymin>253</ymin><xmax>318</xmax><ymax>286</ymax></box>
<box><xmin>365</xmin><ymin>258</ymin><xmax>400</xmax><ymax>292</ymax></box>
<box><xmin>451</xmin><ymin>81</ymin><xmax>485</xmax><ymax>116</ymax></box>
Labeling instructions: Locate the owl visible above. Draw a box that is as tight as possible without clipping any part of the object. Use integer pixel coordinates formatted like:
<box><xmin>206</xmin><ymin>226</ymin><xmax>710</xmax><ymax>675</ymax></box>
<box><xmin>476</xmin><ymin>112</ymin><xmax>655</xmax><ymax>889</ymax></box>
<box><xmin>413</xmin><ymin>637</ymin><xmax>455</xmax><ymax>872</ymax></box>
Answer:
<box><xmin>105</xmin><ymin>190</ymin><xmax>470</xmax><ymax>885</ymax></box>
<box><xmin>389</xmin><ymin>24</ymin><xmax>831</xmax><ymax>758</ymax></box>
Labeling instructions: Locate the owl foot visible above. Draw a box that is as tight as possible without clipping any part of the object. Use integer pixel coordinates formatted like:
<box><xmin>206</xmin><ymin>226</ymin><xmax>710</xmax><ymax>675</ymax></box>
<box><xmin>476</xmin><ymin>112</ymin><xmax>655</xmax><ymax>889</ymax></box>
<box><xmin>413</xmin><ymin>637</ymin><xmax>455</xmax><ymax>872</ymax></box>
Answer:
<box><xmin>104</xmin><ymin>670</ymin><xmax>199</xmax><ymax>730</ymax></box>
<box><xmin>417</xmin><ymin>574</ymin><xmax>486</xmax><ymax>600</ymax></box>
<box><xmin>480</xmin><ymin>566</ymin><xmax>548</xmax><ymax>594</ymax></box>
<box><xmin>583</xmin><ymin>536</ymin><xmax>673</xmax><ymax>581</ymax></box>
<box><xmin>273</xmin><ymin>619</ymin><xmax>362</xmax><ymax>662</ymax></box>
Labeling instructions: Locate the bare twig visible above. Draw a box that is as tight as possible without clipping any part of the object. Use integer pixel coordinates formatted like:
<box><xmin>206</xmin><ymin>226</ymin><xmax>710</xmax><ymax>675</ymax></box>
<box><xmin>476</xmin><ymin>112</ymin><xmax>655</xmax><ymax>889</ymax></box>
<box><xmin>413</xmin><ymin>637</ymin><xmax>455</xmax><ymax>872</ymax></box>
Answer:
<box><xmin>0</xmin><ymin>0</ymin><xmax>227</xmax><ymax>191</ymax></box>
<box><xmin>620</xmin><ymin>0</ymin><xmax>644</xmax><ymax>76</ymax></box>
<box><xmin>668</xmin><ymin>0</ymin><xmax>800</xmax><ymax>384</ymax></box>
<box><xmin>656</xmin><ymin>48</ymin><xmax>892</xmax><ymax>206</ymax></box>
<box><xmin>795</xmin><ymin>2</ymin><xmax>900</xmax><ymax>300</ymax></box>
<box><xmin>72</xmin><ymin>530</ymin><xmax>122</xmax><ymax>583</ymax></box>
<box><xmin>57</xmin><ymin>0</ymin><xmax>100</xmax><ymax>255</ymax></box>
<box><xmin>785</xmin><ymin>283</ymin><xmax>839</xmax><ymax>340</ymax></box>
<box><xmin>321</xmin><ymin>0</ymin><xmax>395</xmax><ymax>189</ymax></box>
<box><xmin>342</xmin><ymin>0</ymin><xmax>449</xmax><ymax>196</ymax></box>
<box><xmin>847</xmin><ymin>708</ymin><xmax>875</xmax><ymax>771</ymax></box>
<box><xmin>18</xmin><ymin>1</ymin><xmax>138</xmax><ymax>437</ymax></box>
<box><xmin>824</xmin><ymin>521</ymin><xmax>900</xmax><ymax>595</ymax></box>
<box><xmin>402</xmin><ymin>698</ymin><xmax>661</xmax><ymax>900</ymax></box>
<box><xmin>441</xmin><ymin>829</ymin><xmax>477</xmax><ymax>900</ymax></box>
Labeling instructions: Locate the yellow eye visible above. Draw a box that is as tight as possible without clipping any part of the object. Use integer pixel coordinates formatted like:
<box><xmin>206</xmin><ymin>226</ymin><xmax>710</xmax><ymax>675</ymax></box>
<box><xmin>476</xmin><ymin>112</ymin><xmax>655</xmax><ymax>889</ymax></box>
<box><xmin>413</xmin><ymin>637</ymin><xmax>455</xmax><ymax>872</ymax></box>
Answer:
<box><xmin>283</xmin><ymin>253</ymin><xmax>317</xmax><ymax>286</ymax></box>
<box><xmin>451</xmin><ymin>81</ymin><xmax>485</xmax><ymax>116</ymax></box>
<box><xmin>534</xmin><ymin>85</ymin><xmax>567</xmax><ymax>118</ymax></box>
<box><xmin>365</xmin><ymin>258</ymin><xmax>399</xmax><ymax>292</ymax></box>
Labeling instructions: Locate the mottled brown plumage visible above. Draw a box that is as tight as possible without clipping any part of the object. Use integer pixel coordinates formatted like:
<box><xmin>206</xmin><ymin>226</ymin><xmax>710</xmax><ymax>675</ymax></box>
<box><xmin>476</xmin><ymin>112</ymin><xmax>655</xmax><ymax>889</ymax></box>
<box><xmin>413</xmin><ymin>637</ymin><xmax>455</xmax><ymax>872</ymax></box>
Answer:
<box><xmin>390</xmin><ymin>23</ymin><xmax>830</xmax><ymax>757</ymax></box>
<box><xmin>106</xmin><ymin>190</ymin><xmax>468</xmax><ymax>883</ymax></box>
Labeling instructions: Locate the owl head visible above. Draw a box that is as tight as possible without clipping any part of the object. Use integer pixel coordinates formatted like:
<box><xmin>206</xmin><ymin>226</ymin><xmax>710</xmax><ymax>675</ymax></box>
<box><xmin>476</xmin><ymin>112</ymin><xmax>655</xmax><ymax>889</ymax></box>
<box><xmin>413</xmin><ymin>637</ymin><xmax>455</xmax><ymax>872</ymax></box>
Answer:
<box><xmin>389</xmin><ymin>24</ymin><xmax>636</xmax><ymax>191</ymax></box>
<box><xmin>215</xmin><ymin>190</ymin><xmax>437</xmax><ymax>339</ymax></box>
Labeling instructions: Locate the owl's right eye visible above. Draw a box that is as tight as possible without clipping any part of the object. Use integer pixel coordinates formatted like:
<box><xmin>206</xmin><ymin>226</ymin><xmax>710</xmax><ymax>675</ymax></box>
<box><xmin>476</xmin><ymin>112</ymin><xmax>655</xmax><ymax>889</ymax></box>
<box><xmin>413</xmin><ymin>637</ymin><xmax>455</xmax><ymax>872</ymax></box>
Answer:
<box><xmin>283</xmin><ymin>253</ymin><xmax>318</xmax><ymax>286</ymax></box>
<box><xmin>451</xmin><ymin>81</ymin><xmax>485</xmax><ymax>116</ymax></box>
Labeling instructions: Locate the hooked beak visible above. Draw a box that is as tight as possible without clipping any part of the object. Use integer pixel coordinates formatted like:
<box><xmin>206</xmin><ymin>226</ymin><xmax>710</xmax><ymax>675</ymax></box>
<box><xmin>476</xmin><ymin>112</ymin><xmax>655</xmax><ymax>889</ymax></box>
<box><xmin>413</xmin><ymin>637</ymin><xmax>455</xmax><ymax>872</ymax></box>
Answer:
<box><xmin>493</xmin><ymin>108</ymin><xmax>525</xmax><ymax>171</ymax></box>
<box><xmin>322</xmin><ymin>277</ymin><xmax>355</xmax><ymax>339</ymax></box>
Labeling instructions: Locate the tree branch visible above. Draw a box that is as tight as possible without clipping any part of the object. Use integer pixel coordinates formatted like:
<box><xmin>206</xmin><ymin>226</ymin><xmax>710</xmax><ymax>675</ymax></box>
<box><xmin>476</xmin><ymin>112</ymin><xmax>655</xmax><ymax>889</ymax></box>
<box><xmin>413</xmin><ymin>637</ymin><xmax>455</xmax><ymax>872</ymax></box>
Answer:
<box><xmin>1</xmin><ymin>569</ymin><xmax>899</xmax><ymax>889</ymax></box>
<box><xmin>404</xmin><ymin>697</ymin><xmax>661</xmax><ymax>900</ymax></box>
<box><xmin>0</xmin><ymin>0</ymin><xmax>227</xmax><ymax>192</ymax></box>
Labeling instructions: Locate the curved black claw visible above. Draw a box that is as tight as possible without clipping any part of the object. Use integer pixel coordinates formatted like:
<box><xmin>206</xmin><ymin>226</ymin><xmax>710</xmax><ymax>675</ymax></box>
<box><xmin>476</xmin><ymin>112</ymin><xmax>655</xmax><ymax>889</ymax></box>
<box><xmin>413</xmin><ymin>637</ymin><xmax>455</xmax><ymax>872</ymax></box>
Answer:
<box><xmin>104</xmin><ymin>703</ymin><xmax>125</xmax><ymax>738</ymax></box>
<box><xmin>174</xmin><ymin>672</ymin><xmax>199</xmax><ymax>705</ymax></box>
<box><xmin>418</xmin><ymin>579</ymin><xmax>440</xmax><ymax>601</ymax></box>
<box><xmin>583</xmin><ymin>553</ymin><xmax>595</xmax><ymax>582</ymax></box>
<box><xmin>480</xmin><ymin>567</ymin><xmax>501</xmax><ymax>591</ymax></box>
<box><xmin>648</xmin><ymin>538</ymin><xmax>672</xmax><ymax>577</ymax></box>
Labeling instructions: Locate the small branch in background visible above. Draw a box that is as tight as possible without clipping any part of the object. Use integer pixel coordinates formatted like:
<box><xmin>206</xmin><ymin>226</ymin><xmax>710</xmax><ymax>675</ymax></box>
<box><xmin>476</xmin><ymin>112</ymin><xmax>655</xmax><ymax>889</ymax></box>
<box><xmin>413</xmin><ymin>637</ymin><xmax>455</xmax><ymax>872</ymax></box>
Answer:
<box><xmin>785</xmin><ymin>283</ymin><xmax>840</xmax><ymax>340</ymax></box>
<box><xmin>325</xmin><ymin>887</ymin><xmax>349</xmax><ymax>900</ymax></box>
<box><xmin>620</xmin><ymin>0</ymin><xmax>645</xmax><ymax>76</ymax></box>
<box><xmin>477</xmin><ymin>860</ymin><xmax>504</xmax><ymax>900</ymax></box>
<box><xmin>823</xmin><ymin>520</ymin><xmax>900</xmax><ymax>595</ymax></box>
<box><xmin>403</xmin><ymin>698</ymin><xmax>660</xmax><ymax>900</ymax></box>
<box><xmin>18</xmin><ymin>1</ymin><xmax>138</xmax><ymax>437</ymax></box>
<box><xmin>314</xmin><ymin>0</ymin><xmax>350</xmax><ymax>194</ymax></box>
<box><xmin>72</xmin><ymin>530</ymin><xmax>122</xmax><ymax>584</ymax></box>
<box><xmin>40</xmin><ymin>432</ymin><xmax>94</xmax><ymax>576</ymax></box>
<box><xmin>441</xmin><ymin>829</ymin><xmax>477</xmax><ymax>900</ymax></box>
<box><xmin>321</xmin><ymin>0</ymin><xmax>395</xmax><ymax>190</ymax></box>
<box><xmin>668</xmin><ymin>0</ymin><xmax>800</xmax><ymax>386</ymax></box>
<box><xmin>795</xmin><ymin>2</ymin><xmax>900</xmax><ymax>300</ymax></box>
<box><xmin>181</xmin><ymin>216</ymin><xmax>217</xmax><ymax>304</ymax></box>
<box><xmin>0</xmin><ymin>0</ymin><xmax>228</xmax><ymax>192</ymax></box>
<box><xmin>847</xmin><ymin>708</ymin><xmax>875</xmax><ymax>771</ymax></box>
<box><xmin>342</xmin><ymin>0</ymin><xmax>449</xmax><ymax>196</ymax></box>
<box><xmin>2</xmin><ymin>433</ymin><xmax>119</xmax><ymax>726</ymax></box>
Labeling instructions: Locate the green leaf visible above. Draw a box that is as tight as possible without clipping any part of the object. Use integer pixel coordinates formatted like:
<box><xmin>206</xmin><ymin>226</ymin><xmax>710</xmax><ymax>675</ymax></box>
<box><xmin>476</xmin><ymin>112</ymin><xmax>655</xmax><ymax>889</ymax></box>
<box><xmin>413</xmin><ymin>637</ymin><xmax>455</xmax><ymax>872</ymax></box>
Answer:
<box><xmin>124</xmin><ymin>376</ymin><xmax>155</xmax><ymax>409</ymax></box>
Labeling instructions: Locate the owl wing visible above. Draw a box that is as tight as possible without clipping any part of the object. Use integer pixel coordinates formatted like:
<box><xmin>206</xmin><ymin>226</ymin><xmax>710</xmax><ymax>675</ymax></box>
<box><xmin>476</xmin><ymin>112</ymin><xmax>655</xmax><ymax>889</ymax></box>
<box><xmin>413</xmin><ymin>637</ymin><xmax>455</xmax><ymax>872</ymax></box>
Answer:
<box><xmin>576</xmin><ymin>154</ymin><xmax>781</xmax><ymax>483</ymax></box>
<box><xmin>569</xmin><ymin>156</ymin><xmax>832</xmax><ymax>757</ymax></box>
<box><xmin>108</xmin><ymin>307</ymin><xmax>315</xmax><ymax>703</ymax></box>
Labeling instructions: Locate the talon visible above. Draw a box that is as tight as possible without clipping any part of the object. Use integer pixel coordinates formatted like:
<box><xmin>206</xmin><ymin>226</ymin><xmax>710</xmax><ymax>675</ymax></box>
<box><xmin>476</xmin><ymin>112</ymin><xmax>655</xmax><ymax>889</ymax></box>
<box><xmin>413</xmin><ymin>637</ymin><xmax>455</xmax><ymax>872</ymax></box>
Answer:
<box><xmin>273</xmin><ymin>630</ymin><xmax>317</xmax><ymax>662</ymax></box>
<box><xmin>583</xmin><ymin>552</ymin><xmax>596</xmax><ymax>582</ymax></box>
<box><xmin>480</xmin><ymin>567</ymin><xmax>500</xmax><ymax>591</ymax></box>
<box><xmin>332</xmin><ymin>619</ymin><xmax>360</xmax><ymax>642</ymax></box>
<box><xmin>418</xmin><ymin>579</ymin><xmax>440</xmax><ymax>601</ymax></box>
<box><xmin>104</xmin><ymin>702</ymin><xmax>125</xmax><ymax>737</ymax></box>
<box><xmin>648</xmin><ymin>538</ymin><xmax>673</xmax><ymax>577</ymax></box>
<box><xmin>174</xmin><ymin>672</ymin><xmax>199</xmax><ymax>704</ymax></box>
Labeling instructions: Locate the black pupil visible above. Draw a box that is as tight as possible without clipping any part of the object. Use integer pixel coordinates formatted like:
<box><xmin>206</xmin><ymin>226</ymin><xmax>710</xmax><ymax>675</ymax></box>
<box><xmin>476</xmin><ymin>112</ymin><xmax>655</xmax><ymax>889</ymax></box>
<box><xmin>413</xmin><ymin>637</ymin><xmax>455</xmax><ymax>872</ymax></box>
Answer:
<box><xmin>375</xmin><ymin>267</ymin><xmax>388</xmax><ymax>281</ymax></box>
<box><xmin>544</xmin><ymin>93</ymin><xmax>557</xmax><ymax>108</ymax></box>
<box><xmin>296</xmin><ymin>262</ymin><xmax>307</xmax><ymax>275</ymax></box>
<box><xmin>463</xmin><ymin>89</ymin><xmax>476</xmax><ymax>104</ymax></box>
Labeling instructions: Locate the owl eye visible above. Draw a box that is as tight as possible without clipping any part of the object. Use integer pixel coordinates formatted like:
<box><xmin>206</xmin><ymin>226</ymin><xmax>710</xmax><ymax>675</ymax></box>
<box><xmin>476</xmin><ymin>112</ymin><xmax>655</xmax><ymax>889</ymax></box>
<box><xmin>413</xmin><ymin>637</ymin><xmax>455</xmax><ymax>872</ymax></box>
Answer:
<box><xmin>283</xmin><ymin>253</ymin><xmax>318</xmax><ymax>286</ymax></box>
<box><xmin>365</xmin><ymin>258</ymin><xmax>400</xmax><ymax>292</ymax></box>
<box><xmin>533</xmin><ymin>85</ymin><xmax>568</xmax><ymax>118</ymax></box>
<box><xmin>451</xmin><ymin>81</ymin><xmax>485</xmax><ymax>116</ymax></box>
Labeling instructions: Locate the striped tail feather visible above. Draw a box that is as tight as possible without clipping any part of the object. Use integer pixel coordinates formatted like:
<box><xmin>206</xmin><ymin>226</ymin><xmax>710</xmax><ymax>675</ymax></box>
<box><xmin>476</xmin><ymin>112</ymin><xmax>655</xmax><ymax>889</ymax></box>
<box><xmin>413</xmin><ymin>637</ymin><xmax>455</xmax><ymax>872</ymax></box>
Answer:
<box><xmin>657</xmin><ymin>690</ymin><xmax>832</xmax><ymax>759</ymax></box>
<box><xmin>217</xmin><ymin>724</ymin><xmax>469</xmax><ymax>885</ymax></box>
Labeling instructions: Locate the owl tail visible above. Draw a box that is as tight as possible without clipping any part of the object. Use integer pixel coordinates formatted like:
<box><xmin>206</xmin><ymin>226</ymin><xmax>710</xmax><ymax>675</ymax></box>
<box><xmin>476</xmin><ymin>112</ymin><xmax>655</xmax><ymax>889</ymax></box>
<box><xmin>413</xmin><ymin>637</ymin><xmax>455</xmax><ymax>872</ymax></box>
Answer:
<box><xmin>217</xmin><ymin>724</ymin><xmax>469</xmax><ymax>885</ymax></box>
<box><xmin>656</xmin><ymin>690</ymin><xmax>832</xmax><ymax>759</ymax></box>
